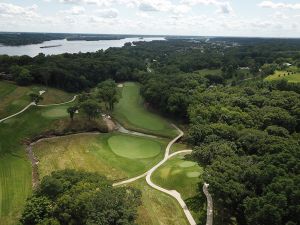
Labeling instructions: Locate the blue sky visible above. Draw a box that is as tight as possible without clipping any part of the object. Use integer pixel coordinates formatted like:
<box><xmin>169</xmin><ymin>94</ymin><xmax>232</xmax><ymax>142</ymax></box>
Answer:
<box><xmin>0</xmin><ymin>0</ymin><xmax>299</xmax><ymax>37</ymax></box>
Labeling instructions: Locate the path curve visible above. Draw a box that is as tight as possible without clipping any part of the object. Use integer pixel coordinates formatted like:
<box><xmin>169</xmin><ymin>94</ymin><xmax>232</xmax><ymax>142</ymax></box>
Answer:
<box><xmin>37</xmin><ymin>95</ymin><xmax>77</xmax><ymax>107</ymax></box>
<box><xmin>0</xmin><ymin>102</ymin><xmax>35</xmax><ymax>123</ymax></box>
<box><xmin>114</xmin><ymin>125</ymin><xmax>197</xmax><ymax>225</ymax></box>
<box><xmin>0</xmin><ymin>94</ymin><xmax>77</xmax><ymax>123</ymax></box>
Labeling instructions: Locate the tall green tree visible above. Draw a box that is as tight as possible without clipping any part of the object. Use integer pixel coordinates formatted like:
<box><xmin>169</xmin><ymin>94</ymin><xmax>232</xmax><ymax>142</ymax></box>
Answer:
<box><xmin>97</xmin><ymin>79</ymin><xmax>119</xmax><ymax>111</ymax></box>
<box><xmin>80</xmin><ymin>100</ymin><xmax>100</xmax><ymax>120</ymax></box>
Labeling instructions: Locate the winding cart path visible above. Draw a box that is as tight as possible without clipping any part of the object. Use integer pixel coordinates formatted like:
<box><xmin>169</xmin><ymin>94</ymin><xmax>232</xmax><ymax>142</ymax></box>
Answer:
<box><xmin>114</xmin><ymin>125</ymin><xmax>205</xmax><ymax>225</ymax></box>
<box><xmin>0</xmin><ymin>92</ymin><xmax>77</xmax><ymax>123</ymax></box>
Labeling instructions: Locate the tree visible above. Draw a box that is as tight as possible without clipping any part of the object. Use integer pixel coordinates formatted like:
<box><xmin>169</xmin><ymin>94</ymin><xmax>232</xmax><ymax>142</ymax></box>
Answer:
<box><xmin>97</xmin><ymin>79</ymin><xmax>118</xmax><ymax>111</ymax></box>
<box><xmin>29</xmin><ymin>93</ymin><xmax>43</xmax><ymax>104</ymax></box>
<box><xmin>15</xmin><ymin>68</ymin><xmax>33</xmax><ymax>86</ymax></box>
<box><xmin>80</xmin><ymin>100</ymin><xmax>101</xmax><ymax>120</ymax></box>
<box><xmin>20</xmin><ymin>170</ymin><xmax>141</xmax><ymax>225</ymax></box>
<box><xmin>67</xmin><ymin>106</ymin><xmax>78</xmax><ymax>121</ymax></box>
<box><xmin>20</xmin><ymin>196</ymin><xmax>53</xmax><ymax>225</ymax></box>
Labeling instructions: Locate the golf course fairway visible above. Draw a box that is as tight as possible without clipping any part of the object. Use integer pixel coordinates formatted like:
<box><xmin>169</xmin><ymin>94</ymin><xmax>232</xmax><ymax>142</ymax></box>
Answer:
<box><xmin>33</xmin><ymin>133</ymin><xmax>167</xmax><ymax>180</ymax></box>
<box><xmin>113</xmin><ymin>82</ymin><xmax>178</xmax><ymax>138</ymax></box>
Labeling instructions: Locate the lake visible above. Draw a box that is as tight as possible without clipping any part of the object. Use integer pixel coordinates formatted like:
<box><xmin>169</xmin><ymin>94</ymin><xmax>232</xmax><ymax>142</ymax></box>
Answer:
<box><xmin>0</xmin><ymin>37</ymin><xmax>165</xmax><ymax>57</ymax></box>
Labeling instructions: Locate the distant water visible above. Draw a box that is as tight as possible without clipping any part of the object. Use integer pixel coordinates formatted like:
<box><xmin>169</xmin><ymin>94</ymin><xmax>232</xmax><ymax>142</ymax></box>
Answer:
<box><xmin>0</xmin><ymin>37</ymin><xmax>165</xmax><ymax>57</ymax></box>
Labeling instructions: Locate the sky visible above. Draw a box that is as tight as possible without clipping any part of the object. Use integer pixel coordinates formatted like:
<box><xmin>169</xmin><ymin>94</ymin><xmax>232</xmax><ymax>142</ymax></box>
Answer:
<box><xmin>0</xmin><ymin>0</ymin><xmax>299</xmax><ymax>37</ymax></box>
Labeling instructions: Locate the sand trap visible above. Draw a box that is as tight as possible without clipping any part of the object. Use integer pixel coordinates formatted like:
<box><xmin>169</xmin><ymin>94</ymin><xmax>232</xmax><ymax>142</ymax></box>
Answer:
<box><xmin>117</xmin><ymin>84</ymin><xmax>124</xmax><ymax>88</ymax></box>
<box><xmin>179</xmin><ymin>161</ymin><xmax>197</xmax><ymax>168</ymax></box>
<box><xmin>186</xmin><ymin>171</ymin><xmax>201</xmax><ymax>178</ymax></box>
<box><xmin>39</xmin><ymin>90</ymin><xmax>46</xmax><ymax>95</ymax></box>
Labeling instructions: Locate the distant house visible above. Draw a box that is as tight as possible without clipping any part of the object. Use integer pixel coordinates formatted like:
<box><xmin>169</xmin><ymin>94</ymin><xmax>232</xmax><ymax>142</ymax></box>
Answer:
<box><xmin>283</xmin><ymin>63</ymin><xmax>292</xmax><ymax>67</ymax></box>
<box><xmin>239</xmin><ymin>67</ymin><xmax>250</xmax><ymax>70</ymax></box>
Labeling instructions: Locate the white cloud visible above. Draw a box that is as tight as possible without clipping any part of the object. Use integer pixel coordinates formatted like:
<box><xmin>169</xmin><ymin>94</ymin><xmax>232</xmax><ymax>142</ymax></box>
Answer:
<box><xmin>96</xmin><ymin>8</ymin><xmax>119</xmax><ymax>18</ymax></box>
<box><xmin>258</xmin><ymin>1</ymin><xmax>300</xmax><ymax>10</ymax></box>
<box><xmin>61</xmin><ymin>6</ymin><xmax>85</xmax><ymax>15</ymax></box>
<box><xmin>180</xmin><ymin>0</ymin><xmax>234</xmax><ymax>14</ymax></box>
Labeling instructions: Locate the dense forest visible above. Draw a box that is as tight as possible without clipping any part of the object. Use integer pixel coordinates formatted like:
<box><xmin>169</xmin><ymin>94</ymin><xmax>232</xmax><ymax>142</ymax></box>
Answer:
<box><xmin>20</xmin><ymin>170</ymin><xmax>141</xmax><ymax>225</ymax></box>
<box><xmin>1</xmin><ymin>37</ymin><xmax>300</xmax><ymax>225</ymax></box>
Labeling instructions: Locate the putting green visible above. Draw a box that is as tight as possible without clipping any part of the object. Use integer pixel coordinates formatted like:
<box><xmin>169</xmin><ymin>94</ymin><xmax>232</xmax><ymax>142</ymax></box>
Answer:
<box><xmin>42</xmin><ymin>106</ymin><xmax>69</xmax><ymax>118</ymax></box>
<box><xmin>108</xmin><ymin>135</ymin><xmax>161</xmax><ymax>159</ymax></box>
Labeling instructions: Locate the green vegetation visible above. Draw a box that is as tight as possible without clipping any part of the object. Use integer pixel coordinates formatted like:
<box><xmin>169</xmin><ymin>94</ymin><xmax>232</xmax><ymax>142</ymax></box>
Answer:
<box><xmin>20</xmin><ymin>170</ymin><xmax>141</xmax><ymax>225</ymax></box>
<box><xmin>0</xmin><ymin>81</ymin><xmax>73</xmax><ymax>118</ymax></box>
<box><xmin>113</xmin><ymin>82</ymin><xmax>177</xmax><ymax>138</ymax></box>
<box><xmin>33</xmin><ymin>133</ymin><xmax>167</xmax><ymax>180</ymax></box>
<box><xmin>188</xmin><ymin>84</ymin><xmax>300</xmax><ymax>225</ymax></box>
<box><xmin>0</xmin><ymin>84</ymin><xmax>76</xmax><ymax>225</ymax></box>
<box><xmin>108</xmin><ymin>134</ymin><xmax>161</xmax><ymax>159</ymax></box>
<box><xmin>152</xmin><ymin>154</ymin><xmax>205</xmax><ymax>223</ymax></box>
<box><xmin>265</xmin><ymin>69</ymin><xmax>300</xmax><ymax>83</ymax></box>
<box><xmin>130</xmin><ymin>180</ymin><xmax>189</xmax><ymax>225</ymax></box>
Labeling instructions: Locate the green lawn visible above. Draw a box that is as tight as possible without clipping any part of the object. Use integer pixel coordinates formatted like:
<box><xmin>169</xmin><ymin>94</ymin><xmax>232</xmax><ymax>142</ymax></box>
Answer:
<box><xmin>152</xmin><ymin>154</ymin><xmax>206</xmax><ymax>224</ymax></box>
<box><xmin>33</xmin><ymin>133</ymin><xmax>168</xmax><ymax>181</ymax></box>
<box><xmin>0</xmin><ymin>100</ymin><xmax>76</xmax><ymax>225</ymax></box>
<box><xmin>113</xmin><ymin>82</ymin><xmax>178</xmax><ymax>138</ymax></box>
<box><xmin>129</xmin><ymin>180</ymin><xmax>190</xmax><ymax>225</ymax></box>
<box><xmin>265</xmin><ymin>70</ymin><xmax>300</xmax><ymax>83</ymax></box>
<box><xmin>0</xmin><ymin>81</ymin><xmax>73</xmax><ymax>119</ymax></box>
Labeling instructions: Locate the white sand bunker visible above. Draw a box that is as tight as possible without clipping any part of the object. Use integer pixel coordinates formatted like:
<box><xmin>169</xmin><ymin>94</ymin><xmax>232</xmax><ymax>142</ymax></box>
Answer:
<box><xmin>39</xmin><ymin>90</ymin><xmax>46</xmax><ymax>95</ymax></box>
<box><xmin>179</xmin><ymin>161</ymin><xmax>197</xmax><ymax>168</ymax></box>
<box><xmin>117</xmin><ymin>84</ymin><xmax>124</xmax><ymax>88</ymax></box>
<box><xmin>186</xmin><ymin>171</ymin><xmax>201</xmax><ymax>178</ymax></box>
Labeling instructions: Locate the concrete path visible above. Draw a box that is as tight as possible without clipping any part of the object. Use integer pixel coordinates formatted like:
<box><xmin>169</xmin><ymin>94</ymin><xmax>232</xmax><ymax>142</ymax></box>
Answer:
<box><xmin>0</xmin><ymin>94</ymin><xmax>77</xmax><ymax>123</ymax></box>
<box><xmin>114</xmin><ymin>125</ymin><xmax>198</xmax><ymax>225</ymax></box>
<box><xmin>0</xmin><ymin>102</ymin><xmax>35</xmax><ymax>123</ymax></box>
<box><xmin>203</xmin><ymin>183</ymin><xmax>213</xmax><ymax>225</ymax></box>
<box><xmin>37</xmin><ymin>95</ymin><xmax>77</xmax><ymax>107</ymax></box>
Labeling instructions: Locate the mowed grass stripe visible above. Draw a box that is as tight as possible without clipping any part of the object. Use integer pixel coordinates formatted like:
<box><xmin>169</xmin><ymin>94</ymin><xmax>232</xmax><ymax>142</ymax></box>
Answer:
<box><xmin>113</xmin><ymin>82</ymin><xmax>178</xmax><ymax>138</ymax></box>
<box><xmin>0</xmin><ymin>100</ymin><xmax>75</xmax><ymax>225</ymax></box>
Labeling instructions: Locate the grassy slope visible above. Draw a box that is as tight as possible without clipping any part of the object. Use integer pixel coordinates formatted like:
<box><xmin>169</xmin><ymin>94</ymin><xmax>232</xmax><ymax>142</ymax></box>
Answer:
<box><xmin>130</xmin><ymin>180</ymin><xmax>189</xmax><ymax>225</ymax></box>
<box><xmin>152</xmin><ymin>154</ymin><xmax>206</xmax><ymax>224</ymax></box>
<box><xmin>0</xmin><ymin>95</ymin><xmax>75</xmax><ymax>225</ymax></box>
<box><xmin>0</xmin><ymin>81</ymin><xmax>73</xmax><ymax>118</ymax></box>
<box><xmin>265</xmin><ymin>68</ymin><xmax>300</xmax><ymax>83</ymax></box>
<box><xmin>33</xmin><ymin>133</ymin><xmax>167</xmax><ymax>181</ymax></box>
<box><xmin>113</xmin><ymin>82</ymin><xmax>178</xmax><ymax>138</ymax></box>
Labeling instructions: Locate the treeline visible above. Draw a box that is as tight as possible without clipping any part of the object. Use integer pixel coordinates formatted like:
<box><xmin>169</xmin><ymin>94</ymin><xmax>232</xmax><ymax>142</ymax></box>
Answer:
<box><xmin>0</xmin><ymin>32</ymin><xmax>66</xmax><ymax>46</ymax></box>
<box><xmin>188</xmin><ymin>83</ymin><xmax>300</xmax><ymax>225</ymax></box>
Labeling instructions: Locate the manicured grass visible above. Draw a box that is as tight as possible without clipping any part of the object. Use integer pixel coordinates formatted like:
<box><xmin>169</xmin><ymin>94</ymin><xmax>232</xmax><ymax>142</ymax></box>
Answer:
<box><xmin>0</xmin><ymin>81</ymin><xmax>73</xmax><ymax>119</ymax></box>
<box><xmin>113</xmin><ymin>82</ymin><xmax>178</xmax><ymax>138</ymax></box>
<box><xmin>129</xmin><ymin>180</ymin><xmax>189</xmax><ymax>225</ymax></box>
<box><xmin>0</xmin><ymin>101</ymin><xmax>75</xmax><ymax>225</ymax></box>
<box><xmin>33</xmin><ymin>133</ymin><xmax>167</xmax><ymax>180</ymax></box>
<box><xmin>108</xmin><ymin>134</ymin><xmax>161</xmax><ymax>159</ymax></box>
<box><xmin>152</xmin><ymin>154</ymin><xmax>205</xmax><ymax>223</ymax></box>
<box><xmin>265</xmin><ymin>70</ymin><xmax>300</xmax><ymax>83</ymax></box>
<box><xmin>41</xmin><ymin>106</ymin><xmax>70</xmax><ymax>118</ymax></box>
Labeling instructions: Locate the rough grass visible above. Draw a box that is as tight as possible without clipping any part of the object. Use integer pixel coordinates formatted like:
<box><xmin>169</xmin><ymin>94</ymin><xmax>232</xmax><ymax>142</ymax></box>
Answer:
<box><xmin>129</xmin><ymin>180</ymin><xmax>190</xmax><ymax>225</ymax></box>
<box><xmin>0</xmin><ymin>98</ymin><xmax>75</xmax><ymax>225</ymax></box>
<box><xmin>265</xmin><ymin>69</ymin><xmax>300</xmax><ymax>83</ymax></box>
<box><xmin>113</xmin><ymin>82</ymin><xmax>178</xmax><ymax>138</ymax></box>
<box><xmin>152</xmin><ymin>154</ymin><xmax>205</xmax><ymax>223</ymax></box>
<box><xmin>33</xmin><ymin>133</ymin><xmax>167</xmax><ymax>180</ymax></box>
